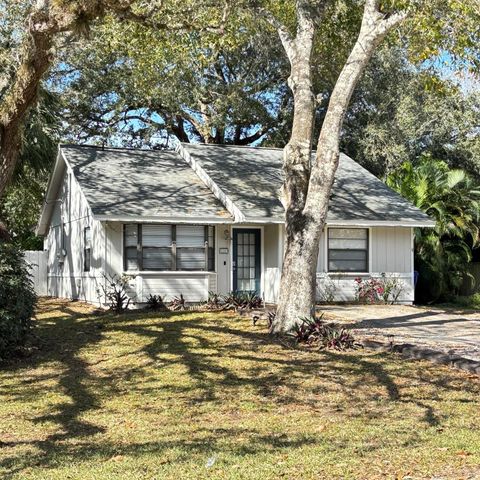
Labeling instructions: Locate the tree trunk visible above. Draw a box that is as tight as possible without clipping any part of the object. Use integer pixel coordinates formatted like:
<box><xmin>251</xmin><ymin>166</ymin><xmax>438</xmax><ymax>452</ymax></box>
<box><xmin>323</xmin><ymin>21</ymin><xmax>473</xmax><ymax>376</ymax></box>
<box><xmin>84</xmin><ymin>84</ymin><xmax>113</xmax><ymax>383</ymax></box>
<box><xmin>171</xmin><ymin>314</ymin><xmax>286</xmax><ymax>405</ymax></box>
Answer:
<box><xmin>0</xmin><ymin>0</ymin><xmax>142</xmax><ymax>199</ymax></box>
<box><xmin>0</xmin><ymin>4</ymin><xmax>56</xmax><ymax>198</ymax></box>
<box><xmin>273</xmin><ymin>0</ymin><xmax>407</xmax><ymax>333</ymax></box>
<box><xmin>271</xmin><ymin>2</ymin><xmax>316</xmax><ymax>332</ymax></box>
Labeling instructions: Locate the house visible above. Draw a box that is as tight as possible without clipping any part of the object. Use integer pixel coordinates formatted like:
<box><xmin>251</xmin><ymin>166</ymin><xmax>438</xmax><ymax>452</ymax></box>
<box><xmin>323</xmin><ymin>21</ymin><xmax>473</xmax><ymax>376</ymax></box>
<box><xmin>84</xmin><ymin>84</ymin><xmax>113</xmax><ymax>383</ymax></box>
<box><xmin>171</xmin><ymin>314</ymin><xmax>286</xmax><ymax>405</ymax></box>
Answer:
<box><xmin>36</xmin><ymin>143</ymin><xmax>434</xmax><ymax>305</ymax></box>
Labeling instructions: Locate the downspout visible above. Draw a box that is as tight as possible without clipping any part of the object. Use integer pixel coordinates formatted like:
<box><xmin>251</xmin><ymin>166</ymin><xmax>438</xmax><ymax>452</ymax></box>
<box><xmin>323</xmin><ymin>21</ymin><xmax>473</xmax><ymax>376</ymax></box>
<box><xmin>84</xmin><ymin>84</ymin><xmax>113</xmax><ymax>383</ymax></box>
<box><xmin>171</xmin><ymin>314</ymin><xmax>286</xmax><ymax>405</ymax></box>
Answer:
<box><xmin>103</xmin><ymin>221</ymin><xmax>108</xmax><ymax>307</ymax></box>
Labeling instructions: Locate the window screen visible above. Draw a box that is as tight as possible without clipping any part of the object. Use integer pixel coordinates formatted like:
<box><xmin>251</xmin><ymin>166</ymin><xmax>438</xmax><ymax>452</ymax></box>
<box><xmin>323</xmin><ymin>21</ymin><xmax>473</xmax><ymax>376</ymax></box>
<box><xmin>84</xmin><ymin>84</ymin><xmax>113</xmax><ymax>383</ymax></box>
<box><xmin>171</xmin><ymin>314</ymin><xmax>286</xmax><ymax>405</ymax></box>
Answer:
<box><xmin>124</xmin><ymin>224</ymin><xmax>139</xmax><ymax>271</ymax></box>
<box><xmin>123</xmin><ymin>224</ymin><xmax>215</xmax><ymax>272</ymax></box>
<box><xmin>328</xmin><ymin>228</ymin><xmax>368</xmax><ymax>272</ymax></box>
<box><xmin>176</xmin><ymin>225</ymin><xmax>206</xmax><ymax>270</ymax></box>
<box><xmin>142</xmin><ymin>225</ymin><xmax>172</xmax><ymax>270</ymax></box>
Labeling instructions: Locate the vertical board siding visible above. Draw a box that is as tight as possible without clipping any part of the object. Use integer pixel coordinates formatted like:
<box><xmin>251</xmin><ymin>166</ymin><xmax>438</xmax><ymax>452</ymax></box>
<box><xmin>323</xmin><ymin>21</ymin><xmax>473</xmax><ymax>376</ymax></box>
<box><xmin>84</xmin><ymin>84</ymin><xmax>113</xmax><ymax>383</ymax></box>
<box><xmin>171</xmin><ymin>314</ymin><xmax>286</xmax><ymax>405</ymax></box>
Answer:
<box><xmin>24</xmin><ymin>251</ymin><xmax>48</xmax><ymax>296</ymax></box>
<box><xmin>45</xmin><ymin>167</ymin><xmax>105</xmax><ymax>304</ymax></box>
<box><xmin>315</xmin><ymin>226</ymin><xmax>414</xmax><ymax>303</ymax></box>
<box><xmin>371</xmin><ymin>226</ymin><xmax>412</xmax><ymax>273</ymax></box>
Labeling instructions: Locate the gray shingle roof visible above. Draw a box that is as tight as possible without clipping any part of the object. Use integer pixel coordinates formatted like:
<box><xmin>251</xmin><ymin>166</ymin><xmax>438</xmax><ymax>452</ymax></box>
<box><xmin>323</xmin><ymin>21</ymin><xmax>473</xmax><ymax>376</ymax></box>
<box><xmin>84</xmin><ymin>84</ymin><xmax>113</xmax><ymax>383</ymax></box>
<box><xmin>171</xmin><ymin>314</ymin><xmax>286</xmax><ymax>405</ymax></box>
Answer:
<box><xmin>181</xmin><ymin>143</ymin><xmax>434</xmax><ymax>226</ymax></box>
<box><xmin>61</xmin><ymin>144</ymin><xmax>231</xmax><ymax>220</ymax></box>
<box><xmin>56</xmin><ymin>143</ymin><xmax>433</xmax><ymax>226</ymax></box>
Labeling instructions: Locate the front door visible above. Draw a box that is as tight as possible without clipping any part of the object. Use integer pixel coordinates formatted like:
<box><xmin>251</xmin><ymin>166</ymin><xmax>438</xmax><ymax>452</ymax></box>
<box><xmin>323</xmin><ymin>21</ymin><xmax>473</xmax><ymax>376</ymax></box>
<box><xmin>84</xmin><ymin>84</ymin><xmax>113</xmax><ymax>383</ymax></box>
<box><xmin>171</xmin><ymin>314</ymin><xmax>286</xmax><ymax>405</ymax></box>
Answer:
<box><xmin>233</xmin><ymin>228</ymin><xmax>261</xmax><ymax>293</ymax></box>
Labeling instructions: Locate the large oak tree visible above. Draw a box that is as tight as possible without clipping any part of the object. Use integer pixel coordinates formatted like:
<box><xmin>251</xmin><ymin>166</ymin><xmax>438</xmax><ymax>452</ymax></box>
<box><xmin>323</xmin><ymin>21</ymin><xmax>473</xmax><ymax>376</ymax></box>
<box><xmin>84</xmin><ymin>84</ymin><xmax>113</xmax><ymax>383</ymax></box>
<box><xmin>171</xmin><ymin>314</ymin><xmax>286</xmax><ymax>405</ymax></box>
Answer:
<box><xmin>255</xmin><ymin>0</ymin><xmax>480</xmax><ymax>332</ymax></box>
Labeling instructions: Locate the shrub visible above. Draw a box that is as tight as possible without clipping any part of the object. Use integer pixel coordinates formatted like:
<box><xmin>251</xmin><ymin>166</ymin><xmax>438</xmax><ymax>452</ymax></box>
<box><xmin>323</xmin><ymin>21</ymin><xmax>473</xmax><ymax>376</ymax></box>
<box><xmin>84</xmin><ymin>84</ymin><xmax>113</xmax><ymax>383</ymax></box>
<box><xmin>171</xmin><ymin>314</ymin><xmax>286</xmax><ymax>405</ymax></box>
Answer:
<box><xmin>354</xmin><ymin>274</ymin><xmax>404</xmax><ymax>304</ymax></box>
<box><xmin>223</xmin><ymin>291</ymin><xmax>263</xmax><ymax>310</ymax></box>
<box><xmin>146</xmin><ymin>294</ymin><xmax>168</xmax><ymax>311</ymax></box>
<box><xmin>0</xmin><ymin>243</ymin><xmax>36</xmax><ymax>359</ymax></box>
<box><xmin>204</xmin><ymin>291</ymin><xmax>223</xmax><ymax>310</ymax></box>
<box><xmin>97</xmin><ymin>274</ymin><xmax>134</xmax><ymax>313</ymax></box>
<box><xmin>292</xmin><ymin>315</ymin><xmax>358</xmax><ymax>351</ymax></box>
<box><xmin>169</xmin><ymin>294</ymin><xmax>186</xmax><ymax>311</ymax></box>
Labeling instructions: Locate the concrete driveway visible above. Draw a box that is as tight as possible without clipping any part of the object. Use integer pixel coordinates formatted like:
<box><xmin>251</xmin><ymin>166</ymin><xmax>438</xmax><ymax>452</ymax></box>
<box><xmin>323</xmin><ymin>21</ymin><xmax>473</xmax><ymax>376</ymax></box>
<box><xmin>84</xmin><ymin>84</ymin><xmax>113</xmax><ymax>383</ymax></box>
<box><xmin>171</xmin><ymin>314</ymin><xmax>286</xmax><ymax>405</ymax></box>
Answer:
<box><xmin>321</xmin><ymin>304</ymin><xmax>480</xmax><ymax>362</ymax></box>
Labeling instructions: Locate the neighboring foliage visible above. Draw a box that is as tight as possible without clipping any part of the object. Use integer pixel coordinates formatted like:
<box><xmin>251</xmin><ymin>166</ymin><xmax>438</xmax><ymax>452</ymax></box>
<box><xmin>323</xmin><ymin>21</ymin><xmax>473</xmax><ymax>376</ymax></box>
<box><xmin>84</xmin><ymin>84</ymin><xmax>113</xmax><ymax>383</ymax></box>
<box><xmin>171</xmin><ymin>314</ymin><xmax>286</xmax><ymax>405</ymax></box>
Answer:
<box><xmin>387</xmin><ymin>157</ymin><xmax>480</xmax><ymax>302</ymax></box>
<box><xmin>0</xmin><ymin>88</ymin><xmax>60</xmax><ymax>249</ymax></box>
<box><xmin>0</xmin><ymin>242</ymin><xmax>36</xmax><ymax>359</ymax></box>
<box><xmin>343</xmin><ymin>47</ymin><xmax>480</xmax><ymax>178</ymax></box>
<box><xmin>54</xmin><ymin>17</ymin><xmax>290</xmax><ymax>147</ymax></box>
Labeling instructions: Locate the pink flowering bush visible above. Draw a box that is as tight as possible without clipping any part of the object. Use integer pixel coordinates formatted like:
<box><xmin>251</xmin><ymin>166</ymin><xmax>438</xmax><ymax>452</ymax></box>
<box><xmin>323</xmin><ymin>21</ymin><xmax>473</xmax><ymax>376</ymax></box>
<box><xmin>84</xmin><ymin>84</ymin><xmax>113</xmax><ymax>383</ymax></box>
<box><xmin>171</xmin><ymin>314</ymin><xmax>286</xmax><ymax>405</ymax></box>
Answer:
<box><xmin>354</xmin><ymin>274</ymin><xmax>404</xmax><ymax>304</ymax></box>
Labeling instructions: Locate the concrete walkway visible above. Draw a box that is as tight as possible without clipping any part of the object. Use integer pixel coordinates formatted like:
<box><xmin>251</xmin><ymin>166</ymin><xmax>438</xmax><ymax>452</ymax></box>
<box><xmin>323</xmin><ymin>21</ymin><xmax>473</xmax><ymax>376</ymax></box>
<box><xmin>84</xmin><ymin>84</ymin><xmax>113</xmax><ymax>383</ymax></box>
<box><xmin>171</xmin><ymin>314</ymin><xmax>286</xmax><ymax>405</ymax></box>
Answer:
<box><xmin>321</xmin><ymin>304</ymin><xmax>480</xmax><ymax>362</ymax></box>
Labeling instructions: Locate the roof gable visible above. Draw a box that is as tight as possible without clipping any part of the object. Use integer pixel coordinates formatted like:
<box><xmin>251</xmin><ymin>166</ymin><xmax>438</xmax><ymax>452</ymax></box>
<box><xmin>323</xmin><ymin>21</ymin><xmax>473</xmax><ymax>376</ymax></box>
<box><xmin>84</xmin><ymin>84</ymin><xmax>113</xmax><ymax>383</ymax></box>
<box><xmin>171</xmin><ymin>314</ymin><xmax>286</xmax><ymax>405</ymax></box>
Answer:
<box><xmin>60</xmin><ymin>144</ymin><xmax>231</xmax><ymax>221</ymax></box>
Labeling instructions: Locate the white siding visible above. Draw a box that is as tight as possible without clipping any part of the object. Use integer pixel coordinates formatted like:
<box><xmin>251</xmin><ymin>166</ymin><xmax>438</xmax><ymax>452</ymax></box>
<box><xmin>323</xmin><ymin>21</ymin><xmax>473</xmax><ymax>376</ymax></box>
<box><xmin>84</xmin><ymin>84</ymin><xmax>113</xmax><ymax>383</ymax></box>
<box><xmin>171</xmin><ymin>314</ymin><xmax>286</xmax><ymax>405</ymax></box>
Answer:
<box><xmin>264</xmin><ymin>224</ymin><xmax>281</xmax><ymax>303</ymax></box>
<box><xmin>24</xmin><ymin>250</ymin><xmax>48</xmax><ymax>296</ymax></box>
<box><xmin>104</xmin><ymin>221</ymin><xmax>220</xmax><ymax>304</ymax></box>
<box><xmin>316</xmin><ymin>226</ymin><xmax>415</xmax><ymax>303</ymax></box>
<box><xmin>140</xmin><ymin>274</ymin><xmax>212</xmax><ymax>303</ymax></box>
<box><xmin>45</xmin><ymin>168</ymin><xmax>105</xmax><ymax>304</ymax></box>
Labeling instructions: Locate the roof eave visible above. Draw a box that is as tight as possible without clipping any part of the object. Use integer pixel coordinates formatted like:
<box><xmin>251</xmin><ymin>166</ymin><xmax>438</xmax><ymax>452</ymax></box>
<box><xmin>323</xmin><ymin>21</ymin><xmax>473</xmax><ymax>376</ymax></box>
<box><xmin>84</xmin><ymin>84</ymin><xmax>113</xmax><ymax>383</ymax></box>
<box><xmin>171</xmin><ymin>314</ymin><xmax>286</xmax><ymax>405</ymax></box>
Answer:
<box><xmin>94</xmin><ymin>214</ymin><xmax>235</xmax><ymax>224</ymax></box>
<box><xmin>35</xmin><ymin>147</ymin><xmax>66</xmax><ymax>236</ymax></box>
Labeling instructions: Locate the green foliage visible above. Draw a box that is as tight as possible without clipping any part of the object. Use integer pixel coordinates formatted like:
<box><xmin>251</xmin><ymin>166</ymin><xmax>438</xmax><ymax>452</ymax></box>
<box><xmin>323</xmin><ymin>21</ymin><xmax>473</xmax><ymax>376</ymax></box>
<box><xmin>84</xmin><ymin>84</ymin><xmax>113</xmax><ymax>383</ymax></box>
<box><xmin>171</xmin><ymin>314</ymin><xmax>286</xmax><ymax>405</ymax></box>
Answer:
<box><xmin>0</xmin><ymin>87</ymin><xmax>60</xmax><ymax>248</ymax></box>
<box><xmin>0</xmin><ymin>168</ymin><xmax>47</xmax><ymax>249</ymax></box>
<box><xmin>0</xmin><ymin>242</ymin><xmax>36</xmax><ymax>359</ymax></box>
<box><xmin>387</xmin><ymin>156</ymin><xmax>480</xmax><ymax>302</ymax></box>
<box><xmin>343</xmin><ymin>46</ymin><xmax>480</xmax><ymax>178</ymax></box>
<box><xmin>447</xmin><ymin>293</ymin><xmax>480</xmax><ymax>310</ymax></box>
<box><xmin>55</xmin><ymin>10</ymin><xmax>289</xmax><ymax>147</ymax></box>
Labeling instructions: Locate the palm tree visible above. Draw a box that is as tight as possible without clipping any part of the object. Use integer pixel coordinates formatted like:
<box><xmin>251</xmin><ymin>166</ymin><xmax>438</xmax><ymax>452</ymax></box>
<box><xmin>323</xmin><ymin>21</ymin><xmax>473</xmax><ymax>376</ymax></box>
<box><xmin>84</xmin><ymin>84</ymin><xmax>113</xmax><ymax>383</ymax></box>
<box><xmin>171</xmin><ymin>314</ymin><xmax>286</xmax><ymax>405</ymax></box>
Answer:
<box><xmin>387</xmin><ymin>156</ymin><xmax>480</xmax><ymax>302</ymax></box>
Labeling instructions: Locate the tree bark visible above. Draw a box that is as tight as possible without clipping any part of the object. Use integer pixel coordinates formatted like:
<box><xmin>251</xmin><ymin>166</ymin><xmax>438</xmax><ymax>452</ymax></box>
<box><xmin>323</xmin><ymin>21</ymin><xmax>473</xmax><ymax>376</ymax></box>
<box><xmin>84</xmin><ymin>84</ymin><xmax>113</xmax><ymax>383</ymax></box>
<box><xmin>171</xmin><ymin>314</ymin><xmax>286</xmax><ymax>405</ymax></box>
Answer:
<box><xmin>271</xmin><ymin>1</ymin><xmax>317</xmax><ymax>331</ymax></box>
<box><xmin>272</xmin><ymin>0</ymin><xmax>407</xmax><ymax>333</ymax></box>
<box><xmin>0</xmin><ymin>0</ymin><xmax>162</xmax><ymax>199</ymax></box>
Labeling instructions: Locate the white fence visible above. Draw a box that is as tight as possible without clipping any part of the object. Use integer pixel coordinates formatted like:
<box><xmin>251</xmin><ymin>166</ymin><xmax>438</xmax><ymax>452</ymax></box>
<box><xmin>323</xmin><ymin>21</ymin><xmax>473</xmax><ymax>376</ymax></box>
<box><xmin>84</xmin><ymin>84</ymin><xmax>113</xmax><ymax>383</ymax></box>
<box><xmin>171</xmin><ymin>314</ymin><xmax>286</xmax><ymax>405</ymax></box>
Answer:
<box><xmin>24</xmin><ymin>250</ymin><xmax>48</xmax><ymax>296</ymax></box>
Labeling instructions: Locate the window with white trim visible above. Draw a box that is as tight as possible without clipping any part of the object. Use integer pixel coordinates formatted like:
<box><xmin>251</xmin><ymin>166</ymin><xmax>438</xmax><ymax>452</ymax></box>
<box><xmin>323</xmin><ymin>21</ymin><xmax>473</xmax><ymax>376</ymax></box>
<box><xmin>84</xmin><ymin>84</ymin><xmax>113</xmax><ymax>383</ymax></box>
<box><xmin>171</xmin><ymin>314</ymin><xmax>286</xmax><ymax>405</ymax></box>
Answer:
<box><xmin>327</xmin><ymin>228</ymin><xmax>368</xmax><ymax>272</ymax></box>
<box><xmin>124</xmin><ymin>224</ymin><xmax>215</xmax><ymax>272</ymax></box>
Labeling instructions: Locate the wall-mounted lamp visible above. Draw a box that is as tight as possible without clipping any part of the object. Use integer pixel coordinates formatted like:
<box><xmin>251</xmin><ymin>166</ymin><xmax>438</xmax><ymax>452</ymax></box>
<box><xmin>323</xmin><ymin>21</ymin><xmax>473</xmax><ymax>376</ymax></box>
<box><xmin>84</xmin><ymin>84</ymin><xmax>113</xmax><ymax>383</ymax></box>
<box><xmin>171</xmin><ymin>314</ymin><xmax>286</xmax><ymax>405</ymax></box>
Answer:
<box><xmin>224</xmin><ymin>229</ymin><xmax>232</xmax><ymax>241</ymax></box>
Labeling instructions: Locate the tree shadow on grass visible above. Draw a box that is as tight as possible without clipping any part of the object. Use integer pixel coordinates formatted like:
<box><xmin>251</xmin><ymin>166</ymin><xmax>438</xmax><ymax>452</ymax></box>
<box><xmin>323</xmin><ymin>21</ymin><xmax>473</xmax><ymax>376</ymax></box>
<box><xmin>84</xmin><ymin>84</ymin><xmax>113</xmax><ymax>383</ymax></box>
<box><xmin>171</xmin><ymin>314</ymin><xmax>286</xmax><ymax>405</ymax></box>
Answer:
<box><xmin>0</xmin><ymin>302</ymin><xmax>478</xmax><ymax>477</ymax></box>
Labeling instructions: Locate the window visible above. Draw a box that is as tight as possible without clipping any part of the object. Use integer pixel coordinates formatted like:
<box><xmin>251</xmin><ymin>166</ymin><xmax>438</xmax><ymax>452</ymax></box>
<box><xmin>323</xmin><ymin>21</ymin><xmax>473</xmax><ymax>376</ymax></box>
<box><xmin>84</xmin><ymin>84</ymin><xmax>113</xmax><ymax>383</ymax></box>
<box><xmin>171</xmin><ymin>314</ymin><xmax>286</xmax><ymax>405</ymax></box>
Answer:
<box><xmin>123</xmin><ymin>224</ymin><xmax>215</xmax><ymax>272</ymax></box>
<box><xmin>142</xmin><ymin>225</ymin><xmax>172</xmax><ymax>270</ymax></box>
<box><xmin>124</xmin><ymin>224</ymin><xmax>139</xmax><ymax>271</ymax></box>
<box><xmin>84</xmin><ymin>227</ymin><xmax>91</xmax><ymax>272</ymax></box>
<box><xmin>328</xmin><ymin>228</ymin><xmax>368</xmax><ymax>272</ymax></box>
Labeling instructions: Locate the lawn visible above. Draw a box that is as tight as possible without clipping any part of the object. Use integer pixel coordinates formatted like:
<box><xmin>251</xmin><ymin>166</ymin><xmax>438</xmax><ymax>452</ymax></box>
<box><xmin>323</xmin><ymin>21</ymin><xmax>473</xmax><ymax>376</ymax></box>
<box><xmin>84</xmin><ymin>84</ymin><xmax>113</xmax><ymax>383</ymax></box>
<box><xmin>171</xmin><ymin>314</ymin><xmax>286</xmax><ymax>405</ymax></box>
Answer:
<box><xmin>1</xmin><ymin>298</ymin><xmax>479</xmax><ymax>480</ymax></box>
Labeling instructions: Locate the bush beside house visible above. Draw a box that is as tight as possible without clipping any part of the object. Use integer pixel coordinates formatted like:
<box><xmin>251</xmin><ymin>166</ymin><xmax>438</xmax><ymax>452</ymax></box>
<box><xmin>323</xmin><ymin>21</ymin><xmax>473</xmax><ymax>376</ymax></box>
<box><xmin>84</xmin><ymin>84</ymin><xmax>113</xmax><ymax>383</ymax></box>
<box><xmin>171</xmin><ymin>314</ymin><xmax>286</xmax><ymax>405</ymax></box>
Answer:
<box><xmin>0</xmin><ymin>242</ymin><xmax>36</xmax><ymax>359</ymax></box>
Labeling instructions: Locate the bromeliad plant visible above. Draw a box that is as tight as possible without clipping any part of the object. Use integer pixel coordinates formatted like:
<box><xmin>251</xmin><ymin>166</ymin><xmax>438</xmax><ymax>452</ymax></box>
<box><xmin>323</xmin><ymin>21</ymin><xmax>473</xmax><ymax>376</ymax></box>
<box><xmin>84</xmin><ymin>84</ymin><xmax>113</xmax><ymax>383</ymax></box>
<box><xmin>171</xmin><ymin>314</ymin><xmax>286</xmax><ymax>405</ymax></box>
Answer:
<box><xmin>204</xmin><ymin>291</ymin><xmax>223</xmax><ymax>310</ymax></box>
<box><xmin>146</xmin><ymin>294</ymin><xmax>168</xmax><ymax>311</ymax></box>
<box><xmin>169</xmin><ymin>294</ymin><xmax>186</xmax><ymax>311</ymax></box>
<box><xmin>222</xmin><ymin>291</ymin><xmax>263</xmax><ymax>310</ymax></box>
<box><xmin>292</xmin><ymin>315</ymin><xmax>358</xmax><ymax>351</ymax></box>
<box><xmin>97</xmin><ymin>273</ymin><xmax>135</xmax><ymax>313</ymax></box>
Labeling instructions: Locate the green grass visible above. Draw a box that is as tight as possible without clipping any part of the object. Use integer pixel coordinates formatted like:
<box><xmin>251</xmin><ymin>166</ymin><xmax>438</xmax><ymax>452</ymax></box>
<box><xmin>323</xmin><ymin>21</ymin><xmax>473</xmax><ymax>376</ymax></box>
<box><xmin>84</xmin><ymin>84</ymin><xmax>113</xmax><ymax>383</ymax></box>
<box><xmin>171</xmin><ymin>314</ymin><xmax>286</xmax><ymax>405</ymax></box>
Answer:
<box><xmin>438</xmin><ymin>292</ymin><xmax>480</xmax><ymax>313</ymax></box>
<box><xmin>441</xmin><ymin>293</ymin><xmax>480</xmax><ymax>310</ymax></box>
<box><xmin>0</xmin><ymin>298</ymin><xmax>479</xmax><ymax>480</ymax></box>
